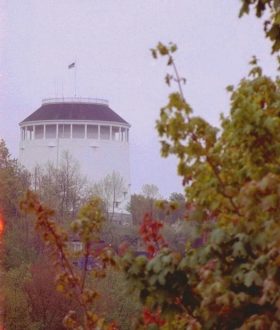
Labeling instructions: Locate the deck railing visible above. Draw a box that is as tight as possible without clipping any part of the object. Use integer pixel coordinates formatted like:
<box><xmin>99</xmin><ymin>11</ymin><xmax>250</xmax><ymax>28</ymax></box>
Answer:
<box><xmin>42</xmin><ymin>97</ymin><xmax>109</xmax><ymax>106</ymax></box>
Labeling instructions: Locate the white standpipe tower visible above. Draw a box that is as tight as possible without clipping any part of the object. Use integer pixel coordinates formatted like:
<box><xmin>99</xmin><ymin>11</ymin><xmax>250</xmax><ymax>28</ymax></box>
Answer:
<box><xmin>19</xmin><ymin>97</ymin><xmax>131</xmax><ymax>221</ymax></box>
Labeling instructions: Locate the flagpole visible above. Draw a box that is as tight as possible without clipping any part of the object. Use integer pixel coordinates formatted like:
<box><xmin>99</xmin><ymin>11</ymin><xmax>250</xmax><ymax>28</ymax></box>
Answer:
<box><xmin>62</xmin><ymin>80</ymin><xmax>64</xmax><ymax>99</ymax></box>
<box><xmin>68</xmin><ymin>61</ymin><xmax>77</xmax><ymax>97</ymax></box>
<box><xmin>74</xmin><ymin>58</ymin><xmax>77</xmax><ymax>98</ymax></box>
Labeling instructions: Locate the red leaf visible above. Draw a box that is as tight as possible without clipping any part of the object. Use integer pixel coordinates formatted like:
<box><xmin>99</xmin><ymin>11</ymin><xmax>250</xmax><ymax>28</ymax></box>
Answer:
<box><xmin>139</xmin><ymin>213</ymin><xmax>167</xmax><ymax>257</ymax></box>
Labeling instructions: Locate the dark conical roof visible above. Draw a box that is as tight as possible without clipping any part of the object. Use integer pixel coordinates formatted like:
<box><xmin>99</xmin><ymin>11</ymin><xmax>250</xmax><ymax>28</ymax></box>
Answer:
<box><xmin>21</xmin><ymin>99</ymin><xmax>129</xmax><ymax>125</ymax></box>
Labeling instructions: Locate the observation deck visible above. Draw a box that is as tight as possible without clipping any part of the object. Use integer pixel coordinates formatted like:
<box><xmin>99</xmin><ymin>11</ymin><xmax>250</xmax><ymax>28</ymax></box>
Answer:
<box><xmin>42</xmin><ymin>97</ymin><xmax>109</xmax><ymax>106</ymax></box>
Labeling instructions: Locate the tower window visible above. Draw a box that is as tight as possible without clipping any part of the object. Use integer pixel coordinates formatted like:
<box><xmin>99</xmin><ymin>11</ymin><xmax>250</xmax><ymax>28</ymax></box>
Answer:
<box><xmin>112</xmin><ymin>126</ymin><xmax>121</xmax><ymax>141</ymax></box>
<box><xmin>121</xmin><ymin>127</ymin><xmax>126</xmax><ymax>142</ymax></box>
<box><xmin>21</xmin><ymin>127</ymin><xmax>25</xmax><ymax>141</ymax></box>
<box><xmin>58</xmin><ymin>124</ymin><xmax>71</xmax><ymax>138</ymax></box>
<box><xmin>35</xmin><ymin>125</ymin><xmax>44</xmax><ymax>139</ymax></box>
<box><xmin>73</xmin><ymin>124</ymin><xmax>85</xmax><ymax>138</ymax></box>
<box><xmin>46</xmin><ymin>125</ymin><xmax>57</xmax><ymax>139</ymax></box>
<box><xmin>87</xmin><ymin>125</ymin><xmax>98</xmax><ymax>139</ymax></box>
<box><xmin>26</xmin><ymin>126</ymin><xmax>34</xmax><ymax>140</ymax></box>
<box><xmin>100</xmin><ymin>126</ymin><xmax>110</xmax><ymax>140</ymax></box>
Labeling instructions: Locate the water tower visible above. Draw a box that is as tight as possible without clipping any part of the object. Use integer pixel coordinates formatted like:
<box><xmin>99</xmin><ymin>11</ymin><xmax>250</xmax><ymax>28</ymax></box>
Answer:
<box><xmin>19</xmin><ymin>97</ymin><xmax>131</xmax><ymax>217</ymax></box>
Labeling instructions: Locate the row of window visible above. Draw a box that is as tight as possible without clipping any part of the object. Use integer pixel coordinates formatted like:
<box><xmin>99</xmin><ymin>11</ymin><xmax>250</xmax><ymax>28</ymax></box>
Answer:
<box><xmin>21</xmin><ymin>124</ymin><xmax>129</xmax><ymax>142</ymax></box>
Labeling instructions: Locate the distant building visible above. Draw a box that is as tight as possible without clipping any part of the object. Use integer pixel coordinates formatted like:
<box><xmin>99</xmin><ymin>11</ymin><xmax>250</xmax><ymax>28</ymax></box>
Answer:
<box><xmin>19</xmin><ymin>97</ymin><xmax>131</xmax><ymax>216</ymax></box>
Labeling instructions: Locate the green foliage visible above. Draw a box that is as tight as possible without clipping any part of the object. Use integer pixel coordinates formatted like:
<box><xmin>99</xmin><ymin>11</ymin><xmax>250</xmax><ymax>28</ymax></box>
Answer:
<box><xmin>120</xmin><ymin>42</ymin><xmax>280</xmax><ymax>329</ymax></box>
<box><xmin>72</xmin><ymin>197</ymin><xmax>105</xmax><ymax>243</ymax></box>
<box><xmin>20</xmin><ymin>191</ymin><xmax>118</xmax><ymax>329</ymax></box>
<box><xmin>3</xmin><ymin>217</ymin><xmax>41</xmax><ymax>269</ymax></box>
<box><xmin>8</xmin><ymin>3</ymin><xmax>280</xmax><ymax>329</ymax></box>
<box><xmin>0</xmin><ymin>139</ymin><xmax>30</xmax><ymax>219</ymax></box>
<box><xmin>129</xmin><ymin>193</ymin><xmax>159</xmax><ymax>225</ymax></box>
<box><xmin>129</xmin><ymin>188</ymin><xmax>185</xmax><ymax>226</ymax></box>
<box><xmin>156</xmin><ymin>49</ymin><xmax>280</xmax><ymax>228</ymax></box>
<box><xmin>92</xmin><ymin>270</ymin><xmax>140</xmax><ymax>330</ymax></box>
<box><xmin>3</xmin><ymin>265</ymin><xmax>36</xmax><ymax>330</ymax></box>
<box><xmin>101</xmin><ymin>222</ymin><xmax>139</xmax><ymax>251</ymax></box>
<box><xmin>239</xmin><ymin>0</ymin><xmax>280</xmax><ymax>53</ymax></box>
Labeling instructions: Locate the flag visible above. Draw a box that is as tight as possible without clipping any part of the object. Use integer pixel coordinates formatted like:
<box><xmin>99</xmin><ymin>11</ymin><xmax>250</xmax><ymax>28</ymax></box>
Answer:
<box><xmin>68</xmin><ymin>62</ymin><xmax>75</xmax><ymax>69</ymax></box>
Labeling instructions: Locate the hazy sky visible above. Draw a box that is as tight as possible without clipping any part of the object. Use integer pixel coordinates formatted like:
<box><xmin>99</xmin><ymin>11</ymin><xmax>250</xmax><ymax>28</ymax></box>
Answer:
<box><xmin>0</xmin><ymin>1</ymin><xmax>277</xmax><ymax>196</ymax></box>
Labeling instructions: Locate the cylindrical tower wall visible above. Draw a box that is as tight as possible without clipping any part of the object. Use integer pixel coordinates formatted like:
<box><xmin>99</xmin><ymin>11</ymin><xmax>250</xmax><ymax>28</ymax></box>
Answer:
<box><xmin>19</xmin><ymin>99</ymin><xmax>131</xmax><ymax>216</ymax></box>
<box><xmin>19</xmin><ymin>120</ymin><xmax>130</xmax><ymax>184</ymax></box>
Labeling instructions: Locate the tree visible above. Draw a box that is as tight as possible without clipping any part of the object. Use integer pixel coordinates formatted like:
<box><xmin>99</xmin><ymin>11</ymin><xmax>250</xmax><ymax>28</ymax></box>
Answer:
<box><xmin>141</xmin><ymin>184</ymin><xmax>160</xmax><ymax>200</ymax></box>
<box><xmin>24</xmin><ymin>259</ymin><xmax>79</xmax><ymax>330</ymax></box>
<box><xmin>3</xmin><ymin>217</ymin><xmax>43</xmax><ymax>270</ymax></box>
<box><xmin>3</xmin><ymin>265</ymin><xmax>35</xmax><ymax>330</ymax></box>
<box><xmin>32</xmin><ymin>151</ymin><xmax>87</xmax><ymax>222</ymax></box>
<box><xmin>129</xmin><ymin>191</ymin><xmax>182</xmax><ymax>225</ymax></box>
<box><xmin>168</xmin><ymin>192</ymin><xmax>185</xmax><ymax>223</ymax></box>
<box><xmin>121</xmin><ymin>41</ymin><xmax>280</xmax><ymax>329</ymax></box>
<box><xmin>91</xmin><ymin>270</ymin><xmax>140</xmax><ymax>330</ymax></box>
<box><xmin>0</xmin><ymin>139</ymin><xmax>30</xmax><ymax>221</ymax></box>
<box><xmin>15</xmin><ymin>2</ymin><xmax>280</xmax><ymax>329</ymax></box>
<box><xmin>20</xmin><ymin>192</ymin><xmax>118</xmax><ymax>329</ymax></box>
<box><xmin>91</xmin><ymin>171</ymin><xmax>126</xmax><ymax>222</ymax></box>
<box><xmin>239</xmin><ymin>0</ymin><xmax>280</xmax><ymax>53</ymax></box>
<box><xmin>101</xmin><ymin>222</ymin><xmax>139</xmax><ymax>251</ymax></box>
<box><xmin>129</xmin><ymin>194</ymin><xmax>153</xmax><ymax>225</ymax></box>
<box><xmin>141</xmin><ymin>184</ymin><xmax>160</xmax><ymax>217</ymax></box>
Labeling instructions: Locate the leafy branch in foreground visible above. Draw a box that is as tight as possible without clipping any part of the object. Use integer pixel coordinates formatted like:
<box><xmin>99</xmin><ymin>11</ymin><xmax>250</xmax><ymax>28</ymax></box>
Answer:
<box><xmin>17</xmin><ymin>39</ymin><xmax>280</xmax><ymax>329</ymax></box>
<box><xmin>15</xmin><ymin>0</ymin><xmax>280</xmax><ymax>325</ymax></box>
<box><xmin>120</xmin><ymin>44</ymin><xmax>280</xmax><ymax>329</ymax></box>
<box><xmin>239</xmin><ymin>0</ymin><xmax>280</xmax><ymax>54</ymax></box>
<box><xmin>20</xmin><ymin>191</ymin><xmax>118</xmax><ymax>330</ymax></box>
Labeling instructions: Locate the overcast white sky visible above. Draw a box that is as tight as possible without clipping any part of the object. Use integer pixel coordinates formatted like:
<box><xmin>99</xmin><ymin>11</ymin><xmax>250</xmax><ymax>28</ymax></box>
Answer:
<box><xmin>0</xmin><ymin>1</ymin><xmax>277</xmax><ymax>197</ymax></box>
